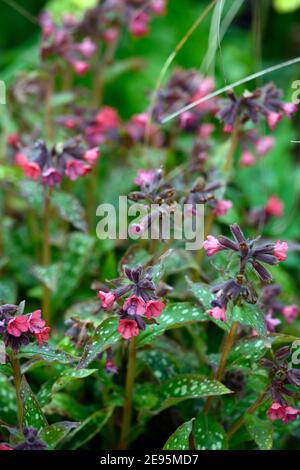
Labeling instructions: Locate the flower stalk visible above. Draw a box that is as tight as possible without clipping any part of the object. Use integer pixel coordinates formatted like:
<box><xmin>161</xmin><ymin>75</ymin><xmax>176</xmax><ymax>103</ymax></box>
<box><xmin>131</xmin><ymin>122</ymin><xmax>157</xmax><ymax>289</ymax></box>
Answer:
<box><xmin>11</xmin><ymin>354</ymin><xmax>23</xmax><ymax>430</ymax></box>
<box><xmin>119</xmin><ymin>337</ymin><xmax>137</xmax><ymax>449</ymax></box>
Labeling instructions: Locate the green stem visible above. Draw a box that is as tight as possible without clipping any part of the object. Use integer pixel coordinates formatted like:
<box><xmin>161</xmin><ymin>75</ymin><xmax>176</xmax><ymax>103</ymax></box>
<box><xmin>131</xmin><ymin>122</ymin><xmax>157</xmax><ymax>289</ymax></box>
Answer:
<box><xmin>42</xmin><ymin>187</ymin><xmax>51</xmax><ymax>324</ymax></box>
<box><xmin>204</xmin><ymin>321</ymin><xmax>238</xmax><ymax>414</ymax></box>
<box><xmin>119</xmin><ymin>337</ymin><xmax>137</xmax><ymax>449</ymax></box>
<box><xmin>11</xmin><ymin>354</ymin><xmax>23</xmax><ymax>430</ymax></box>
<box><xmin>227</xmin><ymin>387</ymin><xmax>269</xmax><ymax>439</ymax></box>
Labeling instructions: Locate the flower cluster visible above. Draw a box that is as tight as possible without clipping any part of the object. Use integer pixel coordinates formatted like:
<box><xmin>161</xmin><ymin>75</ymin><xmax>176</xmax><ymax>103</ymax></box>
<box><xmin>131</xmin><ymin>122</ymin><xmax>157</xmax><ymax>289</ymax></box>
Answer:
<box><xmin>40</xmin><ymin>12</ymin><xmax>96</xmax><ymax>75</ymax></box>
<box><xmin>0</xmin><ymin>427</ymin><xmax>47</xmax><ymax>451</ymax></box>
<box><xmin>239</xmin><ymin>130</ymin><xmax>275</xmax><ymax>167</ymax></box>
<box><xmin>203</xmin><ymin>224</ymin><xmax>288</xmax><ymax>323</ymax></box>
<box><xmin>249</xmin><ymin>195</ymin><xmax>284</xmax><ymax>227</ymax></box>
<box><xmin>11</xmin><ymin>137</ymin><xmax>100</xmax><ymax>186</ymax></box>
<box><xmin>218</xmin><ymin>83</ymin><xmax>297</xmax><ymax>133</ymax></box>
<box><xmin>185</xmin><ymin>178</ymin><xmax>232</xmax><ymax>218</ymax></box>
<box><xmin>96</xmin><ymin>265</ymin><xmax>166</xmax><ymax>339</ymax></box>
<box><xmin>0</xmin><ymin>304</ymin><xmax>50</xmax><ymax>351</ymax></box>
<box><xmin>259</xmin><ymin>284</ymin><xmax>299</xmax><ymax>332</ymax></box>
<box><xmin>261</xmin><ymin>347</ymin><xmax>300</xmax><ymax>424</ymax></box>
<box><xmin>77</xmin><ymin>0</ymin><xmax>166</xmax><ymax>41</ymax></box>
<box><xmin>152</xmin><ymin>68</ymin><xmax>216</xmax><ymax>125</ymax></box>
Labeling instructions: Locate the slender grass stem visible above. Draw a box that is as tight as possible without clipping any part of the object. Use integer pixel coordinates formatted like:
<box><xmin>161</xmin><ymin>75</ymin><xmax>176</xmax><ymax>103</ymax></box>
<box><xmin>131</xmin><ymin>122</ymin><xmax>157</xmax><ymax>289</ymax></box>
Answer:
<box><xmin>119</xmin><ymin>337</ymin><xmax>137</xmax><ymax>449</ymax></box>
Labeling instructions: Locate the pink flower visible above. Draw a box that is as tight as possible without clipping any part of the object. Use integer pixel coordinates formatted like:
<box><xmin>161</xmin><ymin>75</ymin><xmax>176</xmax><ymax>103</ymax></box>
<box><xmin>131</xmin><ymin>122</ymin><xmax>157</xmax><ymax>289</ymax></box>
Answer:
<box><xmin>265</xmin><ymin>196</ymin><xmax>283</xmax><ymax>217</ymax></box>
<box><xmin>76</xmin><ymin>37</ymin><xmax>96</xmax><ymax>59</ymax></box>
<box><xmin>265</xmin><ymin>312</ymin><xmax>281</xmax><ymax>333</ymax></box>
<box><xmin>267</xmin><ymin>402</ymin><xmax>299</xmax><ymax>424</ymax></box>
<box><xmin>208</xmin><ymin>306</ymin><xmax>226</xmax><ymax>322</ymax></box>
<box><xmin>197</xmin><ymin>123</ymin><xmax>214</xmax><ymax>139</ymax></box>
<box><xmin>150</xmin><ymin>0</ymin><xmax>166</xmax><ymax>15</ymax></box>
<box><xmin>95</xmin><ymin>107</ymin><xmax>119</xmax><ymax>131</ymax></box>
<box><xmin>240</xmin><ymin>150</ymin><xmax>256</xmax><ymax>167</ymax></box>
<box><xmin>223</xmin><ymin>124</ymin><xmax>233</xmax><ymax>133</ymax></box>
<box><xmin>65</xmin><ymin>159</ymin><xmax>91</xmax><ymax>181</ymax></box>
<box><xmin>254</xmin><ymin>136</ymin><xmax>275</xmax><ymax>156</ymax></box>
<box><xmin>7</xmin><ymin>316</ymin><xmax>29</xmax><ymax>337</ymax></box>
<box><xmin>134</xmin><ymin>169</ymin><xmax>156</xmax><ymax>188</ymax></box>
<box><xmin>23</xmin><ymin>161</ymin><xmax>41</xmax><ymax>180</ymax></box>
<box><xmin>179</xmin><ymin>112</ymin><xmax>197</xmax><ymax>129</ymax></box>
<box><xmin>203</xmin><ymin>235</ymin><xmax>222</xmax><ymax>257</ymax></box>
<box><xmin>27</xmin><ymin>310</ymin><xmax>45</xmax><ymax>334</ymax></box>
<box><xmin>7</xmin><ymin>133</ymin><xmax>20</xmax><ymax>147</ymax></box>
<box><xmin>42</xmin><ymin>167</ymin><xmax>62</xmax><ymax>186</ymax></box>
<box><xmin>0</xmin><ymin>444</ymin><xmax>12</xmax><ymax>450</ymax></box>
<box><xmin>274</xmin><ymin>241</ymin><xmax>288</xmax><ymax>262</ymax></box>
<box><xmin>102</xmin><ymin>27</ymin><xmax>119</xmax><ymax>44</ymax></box>
<box><xmin>213</xmin><ymin>200</ymin><xmax>232</xmax><ymax>217</ymax></box>
<box><xmin>281</xmin><ymin>102</ymin><xmax>298</xmax><ymax>119</ymax></box>
<box><xmin>190</xmin><ymin>78</ymin><xmax>215</xmax><ymax>111</ymax></box>
<box><xmin>34</xmin><ymin>326</ymin><xmax>51</xmax><ymax>345</ymax></box>
<box><xmin>129</xmin><ymin>12</ymin><xmax>150</xmax><ymax>37</ymax></box>
<box><xmin>97</xmin><ymin>291</ymin><xmax>116</xmax><ymax>309</ymax></box>
<box><xmin>145</xmin><ymin>300</ymin><xmax>165</xmax><ymax>319</ymax></box>
<box><xmin>282</xmin><ymin>304</ymin><xmax>299</xmax><ymax>324</ymax></box>
<box><xmin>84</xmin><ymin>147</ymin><xmax>100</xmax><ymax>165</ymax></box>
<box><xmin>71</xmin><ymin>60</ymin><xmax>90</xmax><ymax>76</ymax></box>
<box><xmin>123</xmin><ymin>295</ymin><xmax>146</xmax><ymax>316</ymax></box>
<box><xmin>267</xmin><ymin>111</ymin><xmax>282</xmax><ymax>130</ymax></box>
<box><xmin>117</xmin><ymin>319</ymin><xmax>139</xmax><ymax>339</ymax></box>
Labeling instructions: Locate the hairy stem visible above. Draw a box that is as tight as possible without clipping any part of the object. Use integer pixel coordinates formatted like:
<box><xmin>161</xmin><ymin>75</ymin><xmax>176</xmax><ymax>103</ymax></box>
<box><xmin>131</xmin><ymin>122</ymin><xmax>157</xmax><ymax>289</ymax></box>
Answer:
<box><xmin>204</xmin><ymin>320</ymin><xmax>238</xmax><ymax>414</ymax></box>
<box><xmin>227</xmin><ymin>387</ymin><xmax>269</xmax><ymax>439</ymax></box>
<box><xmin>119</xmin><ymin>337</ymin><xmax>137</xmax><ymax>449</ymax></box>
<box><xmin>11</xmin><ymin>354</ymin><xmax>23</xmax><ymax>430</ymax></box>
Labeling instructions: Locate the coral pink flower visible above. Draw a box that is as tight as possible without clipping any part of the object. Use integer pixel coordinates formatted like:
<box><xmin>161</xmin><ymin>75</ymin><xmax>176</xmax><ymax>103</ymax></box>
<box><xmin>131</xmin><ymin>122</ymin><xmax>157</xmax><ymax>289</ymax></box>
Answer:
<box><xmin>240</xmin><ymin>150</ymin><xmax>256</xmax><ymax>167</ymax></box>
<box><xmin>34</xmin><ymin>326</ymin><xmax>51</xmax><ymax>345</ymax></box>
<box><xmin>203</xmin><ymin>235</ymin><xmax>222</xmax><ymax>257</ymax></box>
<box><xmin>129</xmin><ymin>12</ymin><xmax>150</xmax><ymax>37</ymax></box>
<box><xmin>42</xmin><ymin>167</ymin><xmax>62</xmax><ymax>186</ymax></box>
<box><xmin>282</xmin><ymin>304</ymin><xmax>299</xmax><ymax>324</ymax></box>
<box><xmin>213</xmin><ymin>200</ymin><xmax>232</xmax><ymax>217</ymax></box>
<box><xmin>97</xmin><ymin>291</ymin><xmax>116</xmax><ymax>309</ymax></box>
<box><xmin>179</xmin><ymin>112</ymin><xmax>197</xmax><ymax>129</ymax></box>
<box><xmin>123</xmin><ymin>295</ymin><xmax>146</xmax><ymax>316</ymax></box>
<box><xmin>265</xmin><ymin>196</ymin><xmax>283</xmax><ymax>217</ymax></box>
<box><xmin>27</xmin><ymin>310</ymin><xmax>45</xmax><ymax>334</ymax></box>
<box><xmin>254</xmin><ymin>136</ymin><xmax>275</xmax><ymax>156</ymax></box>
<box><xmin>65</xmin><ymin>159</ymin><xmax>91</xmax><ymax>180</ymax></box>
<box><xmin>7</xmin><ymin>133</ymin><xmax>20</xmax><ymax>147</ymax></box>
<box><xmin>274</xmin><ymin>241</ymin><xmax>288</xmax><ymax>262</ymax></box>
<box><xmin>117</xmin><ymin>319</ymin><xmax>139</xmax><ymax>339</ymax></box>
<box><xmin>197</xmin><ymin>123</ymin><xmax>214</xmax><ymax>139</ymax></box>
<box><xmin>95</xmin><ymin>107</ymin><xmax>119</xmax><ymax>131</ymax></box>
<box><xmin>0</xmin><ymin>444</ymin><xmax>13</xmax><ymax>450</ymax></box>
<box><xmin>281</xmin><ymin>102</ymin><xmax>298</xmax><ymax>119</ymax></box>
<box><xmin>134</xmin><ymin>169</ymin><xmax>156</xmax><ymax>187</ymax></box>
<box><xmin>223</xmin><ymin>124</ymin><xmax>233</xmax><ymax>133</ymax></box>
<box><xmin>71</xmin><ymin>60</ymin><xmax>90</xmax><ymax>76</ymax></box>
<box><xmin>84</xmin><ymin>147</ymin><xmax>100</xmax><ymax>165</ymax></box>
<box><xmin>7</xmin><ymin>316</ymin><xmax>29</xmax><ymax>337</ymax></box>
<box><xmin>145</xmin><ymin>300</ymin><xmax>165</xmax><ymax>319</ymax></box>
<box><xmin>150</xmin><ymin>0</ymin><xmax>166</xmax><ymax>15</ymax></box>
<box><xmin>267</xmin><ymin>402</ymin><xmax>299</xmax><ymax>424</ymax></box>
<box><xmin>102</xmin><ymin>27</ymin><xmax>119</xmax><ymax>44</ymax></box>
<box><xmin>208</xmin><ymin>306</ymin><xmax>226</xmax><ymax>322</ymax></box>
<box><xmin>267</xmin><ymin>111</ymin><xmax>282</xmax><ymax>130</ymax></box>
<box><xmin>23</xmin><ymin>161</ymin><xmax>41</xmax><ymax>180</ymax></box>
<box><xmin>76</xmin><ymin>37</ymin><xmax>96</xmax><ymax>59</ymax></box>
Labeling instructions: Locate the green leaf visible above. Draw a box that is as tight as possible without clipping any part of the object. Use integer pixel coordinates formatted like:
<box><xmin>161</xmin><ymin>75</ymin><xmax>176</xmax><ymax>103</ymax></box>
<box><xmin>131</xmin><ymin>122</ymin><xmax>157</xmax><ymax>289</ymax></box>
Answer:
<box><xmin>245</xmin><ymin>414</ymin><xmax>273</xmax><ymax>450</ymax></box>
<box><xmin>39</xmin><ymin>421</ymin><xmax>79</xmax><ymax>449</ymax></box>
<box><xmin>0</xmin><ymin>374</ymin><xmax>17</xmax><ymax>424</ymax></box>
<box><xmin>229</xmin><ymin>337</ymin><xmax>268</xmax><ymax>366</ymax></box>
<box><xmin>18</xmin><ymin>180</ymin><xmax>43</xmax><ymax>215</ymax></box>
<box><xmin>61</xmin><ymin>409</ymin><xmax>113</xmax><ymax>449</ymax></box>
<box><xmin>163</xmin><ymin>249</ymin><xmax>199</xmax><ymax>275</ymax></box>
<box><xmin>137</xmin><ymin>302</ymin><xmax>208</xmax><ymax>347</ymax></box>
<box><xmin>19</xmin><ymin>343</ymin><xmax>78</xmax><ymax>365</ymax></box>
<box><xmin>78</xmin><ymin>317</ymin><xmax>120</xmax><ymax>368</ymax></box>
<box><xmin>52</xmin><ymin>190</ymin><xmax>87</xmax><ymax>232</ymax></box>
<box><xmin>20</xmin><ymin>376</ymin><xmax>47</xmax><ymax>430</ymax></box>
<box><xmin>65</xmin><ymin>300</ymin><xmax>102</xmax><ymax>322</ymax></box>
<box><xmin>0</xmin><ymin>279</ymin><xmax>17</xmax><ymax>304</ymax></box>
<box><xmin>43</xmin><ymin>393</ymin><xmax>93</xmax><ymax>421</ymax></box>
<box><xmin>273</xmin><ymin>0</ymin><xmax>300</xmax><ymax>13</ymax></box>
<box><xmin>233</xmin><ymin>304</ymin><xmax>267</xmax><ymax>336</ymax></box>
<box><xmin>159</xmin><ymin>374</ymin><xmax>232</xmax><ymax>411</ymax></box>
<box><xmin>52</xmin><ymin>368</ymin><xmax>97</xmax><ymax>393</ymax></box>
<box><xmin>194</xmin><ymin>415</ymin><xmax>227</xmax><ymax>450</ymax></box>
<box><xmin>163</xmin><ymin>419</ymin><xmax>194</xmax><ymax>450</ymax></box>
<box><xmin>31</xmin><ymin>264</ymin><xmax>59</xmax><ymax>291</ymax></box>
<box><xmin>138</xmin><ymin>349</ymin><xmax>178</xmax><ymax>382</ymax></box>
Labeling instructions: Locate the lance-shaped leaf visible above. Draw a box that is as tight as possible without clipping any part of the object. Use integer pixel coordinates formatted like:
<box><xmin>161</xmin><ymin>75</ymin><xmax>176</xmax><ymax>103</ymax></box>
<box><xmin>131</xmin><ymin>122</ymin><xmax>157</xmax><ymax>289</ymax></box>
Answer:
<box><xmin>61</xmin><ymin>409</ymin><xmax>113</xmax><ymax>450</ymax></box>
<box><xmin>78</xmin><ymin>317</ymin><xmax>120</xmax><ymax>368</ymax></box>
<box><xmin>137</xmin><ymin>302</ymin><xmax>208</xmax><ymax>347</ymax></box>
<box><xmin>245</xmin><ymin>414</ymin><xmax>273</xmax><ymax>450</ymax></box>
<box><xmin>0</xmin><ymin>374</ymin><xmax>17</xmax><ymax>424</ymax></box>
<box><xmin>138</xmin><ymin>350</ymin><xmax>178</xmax><ymax>382</ymax></box>
<box><xmin>229</xmin><ymin>337</ymin><xmax>268</xmax><ymax>366</ymax></box>
<box><xmin>232</xmin><ymin>304</ymin><xmax>267</xmax><ymax>337</ymax></box>
<box><xmin>39</xmin><ymin>421</ymin><xmax>79</xmax><ymax>450</ymax></box>
<box><xmin>65</xmin><ymin>300</ymin><xmax>102</xmax><ymax>322</ymax></box>
<box><xmin>20</xmin><ymin>376</ymin><xmax>47</xmax><ymax>430</ymax></box>
<box><xmin>18</xmin><ymin>343</ymin><xmax>78</xmax><ymax>365</ymax></box>
<box><xmin>19</xmin><ymin>180</ymin><xmax>43</xmax><ymax>215</ymax></box>
<box><xmin>52</xmin><ymin>368</ymin><xmax>98</xmax><ymax>393</ymax></box>
<box><xmin>163</xmin><ymin>418</ymin><xmax>194</xmax><ymax>450</ymax></box>
<box><xmin>194</xmin><ymin>415</ymin><xmax>227</xmax><ymax>450</ymax></box>
<box><xmin>31</xmin><ymin>264</ymin><xmax>59</xmax><ymax>291</ymax></box>
<box><xmin>0</xmin><ymin>279</ymin><xmax>17</xmax><ymax>304</ymax></box>
<box><xmin>43</xmin><ymin>393</ymin><xmax>93</xmax><ymax>421</ymax></box>
<box><xmin>158</xmin><ymin>374</ymin><xmax>232</xmax><ymax>411</ymax></box>
<box><xmin>52</xmin><ymin>190</ymin><xmax>87</xmax><ymax>232</ymax></box>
